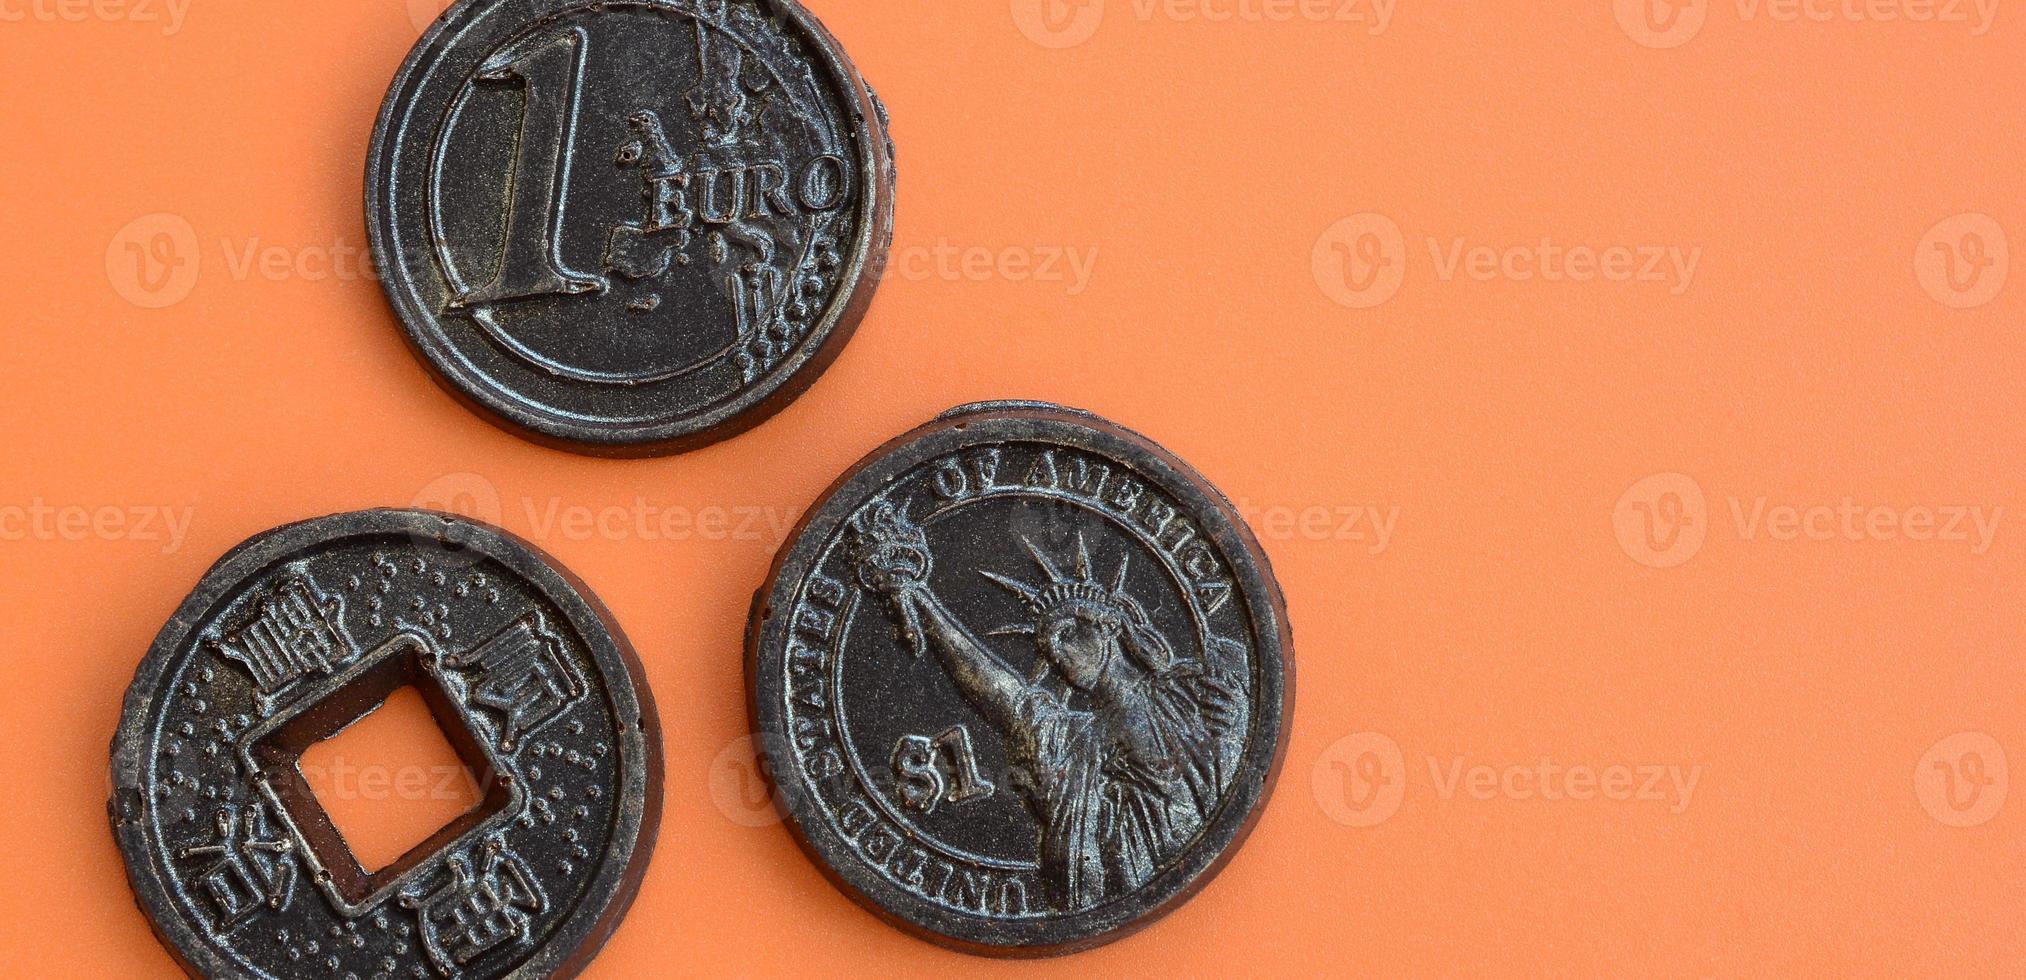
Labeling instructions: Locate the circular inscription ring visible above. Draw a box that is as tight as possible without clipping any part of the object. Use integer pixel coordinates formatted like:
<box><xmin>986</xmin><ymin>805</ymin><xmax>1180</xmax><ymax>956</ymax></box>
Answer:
<box><xmin>369</xmin><ymin>0</ymin><xmax>894</xmax><ymax>456</ymax></box>
<box><xmin>749</xmin><ymin>402</ymin><xmax>1294</xmax><ymax>956</ymax></box>
<box><xmin>109</xmin><ymin>510</ymin><xmax>662</xmax><ymax>978</ymax></box>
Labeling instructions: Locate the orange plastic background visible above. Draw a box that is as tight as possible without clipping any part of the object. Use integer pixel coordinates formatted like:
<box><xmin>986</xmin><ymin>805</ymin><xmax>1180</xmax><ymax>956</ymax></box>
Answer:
<box><xmin>3</xmin><ymin>0</ymin><xmax>2024</xmax><ymax>975</ymax></box>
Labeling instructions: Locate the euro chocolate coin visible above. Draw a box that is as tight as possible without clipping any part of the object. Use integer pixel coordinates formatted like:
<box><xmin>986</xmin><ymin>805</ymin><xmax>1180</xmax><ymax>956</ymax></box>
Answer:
<box><xmin>368</xmin><ymin>0</ymin><xmax>894</xmax><ymax>456</ymax></box>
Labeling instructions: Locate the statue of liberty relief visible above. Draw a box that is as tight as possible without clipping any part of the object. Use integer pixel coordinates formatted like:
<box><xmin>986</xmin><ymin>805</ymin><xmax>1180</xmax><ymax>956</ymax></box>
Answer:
<box><xmin>851</xmin><ymin>501</ymin><xmax>1246</xmax><ymax>912</ymax></box>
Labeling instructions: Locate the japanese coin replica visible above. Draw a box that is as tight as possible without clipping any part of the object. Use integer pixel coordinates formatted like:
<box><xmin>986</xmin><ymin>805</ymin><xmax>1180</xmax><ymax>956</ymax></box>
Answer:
<box><xmin>747</xmin><ymin>402</ymin><xmax>1293</xmax><ymax>956</ymax></box>
<box><xmin>367</xmin><ymin>0</ymin><xmax>894</xmax><ymax>457</ymax></box>
<box><xmin>109</xmin><ymin>510</ymin><xmax>661</xmax><ymax>979</ymax></box>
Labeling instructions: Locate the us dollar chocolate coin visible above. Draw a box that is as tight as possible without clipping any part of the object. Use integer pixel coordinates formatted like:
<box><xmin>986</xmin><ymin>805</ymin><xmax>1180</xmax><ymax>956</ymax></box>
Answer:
<box><xmin>747</xmin><ymin>402</ymin><xmax>1293</xmax><ymax>956</ymax></box>
<box><xmin>109</xmin><ymin>510</ymin><xmax>661</xmax><ymax>978</ymax></box>
<box><xmin>368</xmin><ymin>0</ymin><xmax>894</xmax><ymax>457</ymax></box>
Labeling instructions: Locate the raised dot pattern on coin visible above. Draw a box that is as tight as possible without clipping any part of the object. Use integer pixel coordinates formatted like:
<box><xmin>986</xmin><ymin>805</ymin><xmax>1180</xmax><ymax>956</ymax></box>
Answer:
<box><xmin>748</xmin><ymin>403</ymin><xmax>1293</xmax><ymax>956</ymax></box>
<box><xmin>109</xmin><ymin>511</ymin><xmax>660</xmax><ymax>979</ymax></box>
<box><xmin>369</xmin><ymin>0</ymin><xmax>894</xmax><ymax>456</ymax></box>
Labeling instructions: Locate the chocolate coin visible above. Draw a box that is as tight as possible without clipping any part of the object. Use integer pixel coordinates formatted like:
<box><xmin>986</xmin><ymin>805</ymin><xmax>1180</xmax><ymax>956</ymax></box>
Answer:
<box><xmin>109</xmin><ymin>510</ymin><xmax>661</xmax><ymax>978</ymax></box>
<box><xmin>368</xmin><ymin>0</ymin><xmax>894</xmax><ymax>456</ymax></box>
<box><xmin>747</xmin><ymin>402</ymin><xmax>1293</xmax><ymax>956</ymax></box>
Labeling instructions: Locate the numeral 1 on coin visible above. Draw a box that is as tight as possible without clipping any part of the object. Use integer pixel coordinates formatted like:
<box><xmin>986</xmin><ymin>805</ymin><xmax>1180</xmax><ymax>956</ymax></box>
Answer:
<box><xmin>892</xmin><ymin>726</ymin><xmax>995</xmax><ymax>815</ymax></box>
<box><xmin>456</xmin><ymin>26</ymin><xmax>606</xmax><ymax>307</ymax></box>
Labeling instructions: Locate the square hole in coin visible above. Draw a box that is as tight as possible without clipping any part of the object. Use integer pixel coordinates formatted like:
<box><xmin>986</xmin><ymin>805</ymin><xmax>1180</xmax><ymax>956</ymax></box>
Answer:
<box><xmin>245</xmin><ymin>635</ymin><xmax>515</xmax><ymax>907</ymax></box>
<box><xmin>299</xmin><ymin>685</ymin><xmax>480</xmax><ymax>873</ymax></box>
